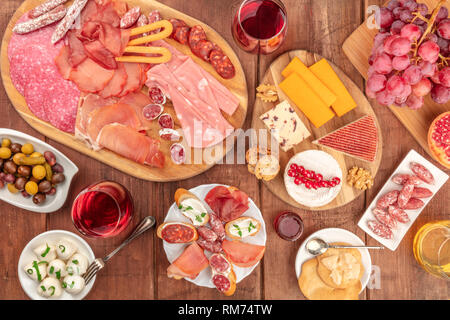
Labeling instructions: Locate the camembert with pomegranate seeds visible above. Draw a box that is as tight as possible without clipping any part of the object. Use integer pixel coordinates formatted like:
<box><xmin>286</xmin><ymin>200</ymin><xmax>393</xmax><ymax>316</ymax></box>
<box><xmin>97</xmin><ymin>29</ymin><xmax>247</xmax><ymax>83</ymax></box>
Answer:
<box><xmin>260</xmin><ymin>100</ymin><xmax>311</xmax><ymax>152</ymax></box>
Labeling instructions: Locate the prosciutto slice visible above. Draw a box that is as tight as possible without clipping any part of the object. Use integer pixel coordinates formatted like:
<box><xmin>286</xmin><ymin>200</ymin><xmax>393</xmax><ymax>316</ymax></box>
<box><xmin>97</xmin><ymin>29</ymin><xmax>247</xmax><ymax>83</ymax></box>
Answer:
<box><xmin>97</xmin><ymin>124</ymin><xmax>165</xmax><ymax>168</ymax></box>
<box><xmin>98</xmin><ymin>62</ymin><xmax>128</xmax><ymax>98</ymax></box>
<box><xmin>205</xmin><ymin>186</ymin><xmax>249</xmax><ymax>222</ymax></box>
<box><xmin>167</xmin><ymin>242</ymin><xmax>209</xmax><ymax>280</ymax></box>
<box><xmin>69</xmin><ymin>57</ymin><xmax>114</xmax><ymax>93</ymax></box>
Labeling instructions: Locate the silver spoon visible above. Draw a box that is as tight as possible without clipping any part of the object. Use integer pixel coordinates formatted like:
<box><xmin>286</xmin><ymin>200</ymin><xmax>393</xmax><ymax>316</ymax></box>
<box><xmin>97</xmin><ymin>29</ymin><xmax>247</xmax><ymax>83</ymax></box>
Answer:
<box><xmin>306</xmin><ymin>237</ymin><xmax>384</xmax><ymax>256</ymax></box>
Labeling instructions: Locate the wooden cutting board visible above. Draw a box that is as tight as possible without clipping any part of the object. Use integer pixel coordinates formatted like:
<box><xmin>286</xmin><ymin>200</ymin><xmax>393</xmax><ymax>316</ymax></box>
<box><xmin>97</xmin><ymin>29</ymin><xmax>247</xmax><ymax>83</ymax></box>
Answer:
<box><xmin>0</xmin><ymin>0</ymin><xmax>248</xmax><ymax>182</ymax></box>
<box><xmin>251</xmin><ymin>50</ymin><xmax>383</xmax><ymax>211</ymax></box>
<box><xmin>342</xmin><ymin>0</ymin><xmax>449</xmax><ymax>162</ymax></box>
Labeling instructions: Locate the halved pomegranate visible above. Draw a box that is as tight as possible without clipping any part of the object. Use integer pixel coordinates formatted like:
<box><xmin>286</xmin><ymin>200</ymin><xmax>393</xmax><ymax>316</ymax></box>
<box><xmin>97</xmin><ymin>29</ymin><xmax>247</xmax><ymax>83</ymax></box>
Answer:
<box><xmin>428</xmin><ymin>111</ymin><xmax>450</xmax><ymax>169</ymax></box>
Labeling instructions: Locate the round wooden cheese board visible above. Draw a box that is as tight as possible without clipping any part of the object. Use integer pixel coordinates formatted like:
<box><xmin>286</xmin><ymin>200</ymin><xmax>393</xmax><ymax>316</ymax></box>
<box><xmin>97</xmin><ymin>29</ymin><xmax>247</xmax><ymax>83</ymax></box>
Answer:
<box><xmin>1</xmin><ymin>0</ymin><xmax>248</xmax><ymax>182</ymax></box>
<box><xmin>251</xmin><ymin>50</ymin><xmax>383</xmax><ymax>211</ymax></box>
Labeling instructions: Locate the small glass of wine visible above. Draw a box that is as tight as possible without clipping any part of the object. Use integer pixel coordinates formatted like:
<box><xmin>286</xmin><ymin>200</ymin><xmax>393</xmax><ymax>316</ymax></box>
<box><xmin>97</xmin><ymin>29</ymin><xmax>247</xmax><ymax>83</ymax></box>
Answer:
<box><xmin>71</xmin><ymin>181</ymin><xmax>134</xmax><ymax>238</ymax></box>
<box><xmin>232</xmin><ymin>0</ymin><xmax>288</xmax><ymax>55</ymax></box>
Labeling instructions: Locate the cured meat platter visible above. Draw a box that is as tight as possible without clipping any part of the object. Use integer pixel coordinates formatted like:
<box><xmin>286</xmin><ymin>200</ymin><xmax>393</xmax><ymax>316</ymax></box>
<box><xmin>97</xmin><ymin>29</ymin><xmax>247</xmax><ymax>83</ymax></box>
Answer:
<box><xmin>251</xmin><ymin>50</ymin><xmax>383</xmax><ymax>211</ymax></box>
<box><xmin>342</xmin><ymin>0</ymin><xmax>449</xmax><ymax>163</ymax></box>
<box><xmin>1</xmin><ymin>0</ymin><xmax>248</xmax><ymax>182</ymax></box>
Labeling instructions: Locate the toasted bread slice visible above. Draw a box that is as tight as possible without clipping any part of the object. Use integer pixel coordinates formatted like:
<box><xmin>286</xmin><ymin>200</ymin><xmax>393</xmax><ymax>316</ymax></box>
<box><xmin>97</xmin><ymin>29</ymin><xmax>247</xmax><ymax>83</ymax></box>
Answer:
<box><xmin>157</xmin><ymin>222</ymin><xmax>198</xmax><ymax>243</ymax></box>
<box><xmin>174</xmin><ymin>188</ymin><xmax>210</xmax><ymax>226</ymax></box>
<box><xmin>225</xmin><ymin>217</ymin><xmax>261</xmax><ymax>240</ymax></box>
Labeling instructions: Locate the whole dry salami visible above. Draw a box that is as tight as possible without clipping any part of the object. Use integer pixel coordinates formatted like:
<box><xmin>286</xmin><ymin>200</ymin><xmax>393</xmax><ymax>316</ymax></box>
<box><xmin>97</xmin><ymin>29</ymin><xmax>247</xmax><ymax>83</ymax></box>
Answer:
<box><xmin>197</xmin><ymin>238</ymin><xmax>222</xmax><ymax>253</ymax></box>
<box><xmin>367</xmin><ymin>220</ymin><xmax>393</xmax><ymax>240</ymax></box>
<box><xmin>209</xmin><ymin>213</ymin><xmax>226</xmax><ymax>241</ymax></box>
<box><xmin>410</xmin><ymin>162</ymin><xmax>435</xmax><ymax>184</ymax></box>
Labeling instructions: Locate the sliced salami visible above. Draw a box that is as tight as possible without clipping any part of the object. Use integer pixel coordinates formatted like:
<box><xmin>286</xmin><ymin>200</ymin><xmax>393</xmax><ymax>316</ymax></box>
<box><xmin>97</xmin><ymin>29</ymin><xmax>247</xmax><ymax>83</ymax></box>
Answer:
<box><xmin>148</xmin><ymin>10</ymin><xmax>163</xmax><ymax>34</ymax></box>
<box><xmin>170</xmin><ymin>143</ymin><xmax>186</xmax><ymax>165</ymax></box>
<box><xmin>372</xmin><ymin>208</ymin><xmax>397</xmax><ymax>229</ymax></box>
<box><xmin>388</xmin><ymin>205</ymin><xmax>410</xmax><ymax>223</ymax></box>
<box><xmin>210</xmin><ymin>254</ymin><xmax>231</xmax><ymax>274</ymax></box>
<box><xmin>173</xmin><ymin>26</ymin><xmax>190</xmax><ymax>45</ymax></box>
<box><xmin>376</xmin><ymin>190</ymin><xmax>399</xmax><ymax>209</ymax></box>
<box><xmin>210</xmin><ymin>49</ymin><xmax>236</xmax><ymax>79</ymax></box>
<box><xmin>209</xmin><ymin>213</ymin><xmax>226</xmax><ymax>241</ymax></box>
<box><xmin>188</xmin><ymin>25</ymin><xmax>207</xmax><ymax>51</ymax></box>
<box><xmin>158</xmin><ymin>113</ymin><xmax>174</xmax><ymax>129</ymax></box>
<box><xmin>192</xmin><ymin>40</ymin><xmax>214</xmax><ymax>62</ymax></box>
<box><xmin>410</xmin><ymin>162</ymin><xmax>435</xmax><ymax>184</ymax></box>
<box><xmin>142</xmin><ymin>104</ymin><xmax>164</xmax><ymax>120</ymax></box>
<box><xmin>212</xmin><ymin>274</ymin><xmax>231</xmax><ymax>293</ymax></box>
<box><xmin>159</xmin><ymin>128</ymin><xmax>181</xmax><ymax>142</ymax></box>
<box><xmin>169</xmin><ymin>18</ymin><xmax>188</xmax><ymax>38</ymax></box>
<box><xmin>148</xmin><ymin>86</ymin><xmax>166</xmax><ymax>104</ymax></box>
<box><xmin>367</xmin><ymin>220</ymin><xmax>393</xmax><ymax>240</ymax></box>
<box><xmin>404</xmin><ymin>197</ymin><xmax>425</xmax><ymax>210</ymax></box>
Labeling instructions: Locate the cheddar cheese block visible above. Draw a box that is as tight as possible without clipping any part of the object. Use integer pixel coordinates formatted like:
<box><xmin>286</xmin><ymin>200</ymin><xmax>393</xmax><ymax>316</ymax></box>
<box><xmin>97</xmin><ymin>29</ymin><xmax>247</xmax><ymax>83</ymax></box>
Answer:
<box><xmin>260</xmin><ymin>100</ymin><xmax>310</xmax><ymax>152</ymax></box>
<box><xmin>309</xmin><ymin>59</ymin><xmax>357</xmax><ymax>117</ymax></box>
<box><xmin>279</xmin><ymin>73</ymin><xmax>335</xmax><ymax>128</ymax></box>
<box><xmin>282</xmin><ymin>57</ymin><xmax>337</xmax><ymax>107</ymax></box>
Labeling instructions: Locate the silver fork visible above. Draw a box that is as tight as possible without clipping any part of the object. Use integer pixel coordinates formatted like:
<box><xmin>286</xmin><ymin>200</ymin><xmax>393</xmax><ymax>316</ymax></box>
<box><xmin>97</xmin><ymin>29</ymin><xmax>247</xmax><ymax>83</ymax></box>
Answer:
<box><xmin>83</xmin><ymin>216</ymin><xmax>156</xmax><ymax>285</ymax></box>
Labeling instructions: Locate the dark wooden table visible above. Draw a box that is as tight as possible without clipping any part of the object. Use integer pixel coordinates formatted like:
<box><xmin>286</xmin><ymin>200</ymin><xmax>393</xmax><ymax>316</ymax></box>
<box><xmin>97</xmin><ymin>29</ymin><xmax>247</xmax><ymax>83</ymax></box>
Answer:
<box><xmin>1</xmin><ymin>0</ymin><xmax>448</xmax><ymax>300</ymax></box>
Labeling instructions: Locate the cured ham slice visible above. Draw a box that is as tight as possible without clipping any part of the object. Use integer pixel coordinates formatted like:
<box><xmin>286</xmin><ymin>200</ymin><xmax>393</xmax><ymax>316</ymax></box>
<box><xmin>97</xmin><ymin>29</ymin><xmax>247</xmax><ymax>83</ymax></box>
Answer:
<box><xmin>85</xmin><ymin>103</ymin><xmax>142</xmax><ymax>147</ymax></box>
<box><xmin>75</xmin><ymin>93</ymin><xmax>116</xmax><ymax>140</ymax></box>
<box><xmin>313</xmin><ymin>115</ymin><xmax>379</xmax><ymax>162</ymax></box>
<box><xmin>205</xmin><ymin>186</ymin><xmax>249</xmax><ymax>222</ymax></box>
<box><xmin>222</xmin><ymin>240</ymin><xmax>265</xmax><ymax>268</ymax></box>
<box><xmin>97</xmin><ymin>124</ymin><xmax>165</xmax><ymax>168</ymax></box>
<box><xmin>118</xmin><ymin>91</ymin><xmax>154</xmax><ymax>128</ymax></box>
<box><xmin>98</xmin><ymin>62</ymin><xmax>128</xmax><ymax>98</ymax></box>
<box><xmin>55</xmin><ymin>45</ymin><xmax>72</xmax><ymax>80</ymax></box>
<box><xmin>69</xmin><ymin>57</ymin><xmax>114</xmax><ymax>93</ymax></box>
<box><xmin>118</xmin><ymin>63</ymin><xmax>143</xmax><ymax>97</ymax></box>
<box><xmin>167</xmin><ymin>242</ymin><xmax>209</xmax><ymax>280</ymax></box>
<box><xmin>67</xmin><ymin>31</ymin><xmax>87</xmax><ymax>67</ymax></box>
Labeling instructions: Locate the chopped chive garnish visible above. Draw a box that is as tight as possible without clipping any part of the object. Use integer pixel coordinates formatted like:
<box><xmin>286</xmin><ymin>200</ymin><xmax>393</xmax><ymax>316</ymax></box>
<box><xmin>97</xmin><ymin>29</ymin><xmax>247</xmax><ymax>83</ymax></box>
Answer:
<box><xmin>62</xmin><ymin>282</ymin><xmax>67</xmax><ymax>288</ymax></box>
<box><xmin>185</xmin><ymin>206</ymin><xmax>193</xmax><ymax>211</ymax></box>
<box><xmin>238</xmin><ymin>230</ymin><xmax>243</xmax><ymax>237</ymax></box>
<box><xmin>195</xmin><ymin>215</ymin><xmax>202</xmax><ymax>223</ymax></box>
<box><xmin>58</xmin><ymin>245</ymin><xmax>66</xmax><ymax>253</ymax></box>
<box><xmin>32</xmin><ymin>261</ymin><xmax>42</xmax><ymax>281</ymax></box>
<box><xmin>41</xmin><ymin>244</ymin><xmax>50</xmax><ymax>257</ymax></box>
<box><xmin>49</xmin><ymin>286</ymin><xmax>55</xmax><ymax>296</ymax></box>
<box><xmin>40</xmin><ymin>286</ymin><xmax>46</xmax><ymax>292</ymax></box>
<box><xmin>55</xmin><ymin>271</ymin><xmax>61</xmax><ymax>280</ymax></box>
<box><xmin>69</xmin><ymin>281</ymin><xmax>75</xmax><ymax>289</ymax></box>
<box><xmin>66</xmin><ymin>266</ymin><xmax>74</xmax><ymax>276</ymax></box>
<box><xmin>26</xmin><ymin>269</ymin><xmax>33</xmax><ymax>274</ymax></box>
<box><xmin>201</xmin><ymin>212</ymin><xmax>206</xmax><ymax>217</ymax></box>
<box><xmin>49</xmin><ymin>266</ymin><xmax>54</xmax><ymax>274</ymax></box>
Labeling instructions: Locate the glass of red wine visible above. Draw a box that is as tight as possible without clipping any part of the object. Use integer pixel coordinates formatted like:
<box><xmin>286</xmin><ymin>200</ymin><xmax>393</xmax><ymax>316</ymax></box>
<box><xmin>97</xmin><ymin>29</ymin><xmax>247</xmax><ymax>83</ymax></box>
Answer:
<box><xmin>232</xmin><ymin>0</ymin><xmax>288</xmax><ymax>54</ymax></box>
<box><xmin>71</xmin><ymin>181</ymin><xmax>134</xmax><ymax>238</ymax></box>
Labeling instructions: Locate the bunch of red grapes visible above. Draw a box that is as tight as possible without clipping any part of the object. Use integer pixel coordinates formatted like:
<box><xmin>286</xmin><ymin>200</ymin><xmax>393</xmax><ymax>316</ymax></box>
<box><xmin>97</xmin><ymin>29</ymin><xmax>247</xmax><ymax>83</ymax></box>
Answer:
<box><xmin>367</xmin><ymin>0</ymin><xmax>450</xmax><ymax>109</ymax></box>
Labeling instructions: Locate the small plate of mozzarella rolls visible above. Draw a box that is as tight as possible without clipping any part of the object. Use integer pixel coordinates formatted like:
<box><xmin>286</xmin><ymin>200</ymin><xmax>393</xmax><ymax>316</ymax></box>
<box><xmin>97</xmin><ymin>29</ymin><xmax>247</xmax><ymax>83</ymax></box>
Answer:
<box><xmin>160</xmin><ymin>184</ymin><xmax>267</xmax><ymax>293</ymax></box>
<box><xmin>18</xmin><ymin>230</ymin><xmax>95</xmax><ymax>300</ymax></box>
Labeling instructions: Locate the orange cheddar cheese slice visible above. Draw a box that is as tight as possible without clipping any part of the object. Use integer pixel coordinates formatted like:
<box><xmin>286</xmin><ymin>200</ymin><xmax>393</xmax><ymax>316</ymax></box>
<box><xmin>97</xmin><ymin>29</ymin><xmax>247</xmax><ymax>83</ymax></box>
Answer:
<box><xmin>279</xmin><ymin>73</ymin><xmax>335</xmax><ymax>128</ymax></box>
<box><xmin>281</xmin><ymin>57</ymin><xmax>337</xmax><ymax>107</ymax></box>
<box><xmin>309</xmin><ymin>59</ymin><xmax>357</xmax><ymax>117</ymax></box>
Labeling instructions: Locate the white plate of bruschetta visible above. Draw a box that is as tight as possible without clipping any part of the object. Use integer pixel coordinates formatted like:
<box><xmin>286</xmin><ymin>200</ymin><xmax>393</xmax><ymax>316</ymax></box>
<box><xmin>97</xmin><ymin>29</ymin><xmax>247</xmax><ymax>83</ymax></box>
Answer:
<box><xmin>157</xmin><ymin>184</ymin><xmax>266</xmax><ymax>295</ymax></box>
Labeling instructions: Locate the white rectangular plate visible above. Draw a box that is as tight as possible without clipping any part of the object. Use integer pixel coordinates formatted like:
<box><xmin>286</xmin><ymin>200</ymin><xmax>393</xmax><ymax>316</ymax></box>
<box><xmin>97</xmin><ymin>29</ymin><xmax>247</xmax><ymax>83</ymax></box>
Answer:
<box><xmin>358</xmin><ymin>149</ymin><xmax>448</xmax><ymax>251</ymax></box>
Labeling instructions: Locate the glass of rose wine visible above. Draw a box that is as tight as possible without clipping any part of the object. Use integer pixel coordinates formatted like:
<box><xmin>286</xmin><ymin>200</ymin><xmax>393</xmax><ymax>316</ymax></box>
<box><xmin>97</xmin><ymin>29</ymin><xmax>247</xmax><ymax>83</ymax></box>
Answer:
<box><xmin>232</xmin><ymin>0</ymin><xmax>288</xmax><ymax>54</ymax></box>
<box><xmin>71</xmin><ymin>181</ymin><xmax>134</xmax><ymax>238</ymax></box>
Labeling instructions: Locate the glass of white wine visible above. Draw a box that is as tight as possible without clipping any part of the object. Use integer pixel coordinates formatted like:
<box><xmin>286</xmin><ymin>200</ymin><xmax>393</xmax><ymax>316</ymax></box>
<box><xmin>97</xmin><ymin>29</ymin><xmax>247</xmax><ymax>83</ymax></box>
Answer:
<box><xmin>413</xmin><ymin>220</ymin><xmax>450</xmax><ymax>280</ymax></box>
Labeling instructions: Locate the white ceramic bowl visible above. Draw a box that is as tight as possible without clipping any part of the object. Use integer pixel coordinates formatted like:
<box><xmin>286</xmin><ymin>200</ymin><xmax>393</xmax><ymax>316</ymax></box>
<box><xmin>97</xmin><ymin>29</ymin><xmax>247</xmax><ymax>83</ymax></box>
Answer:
<box><xmin>18</xmin><ymin>230</ymin><xmax>96</xmax><ymax>300</ymax></box>
<box><xmin>295</xmin><ymin>228</ymin><xmax>372</xmax><ymax>294</ymax></box>
<box><xmin>0</xmin><ymin>128</ymin><xmax>78</xmax><ymax>213</ymax></box>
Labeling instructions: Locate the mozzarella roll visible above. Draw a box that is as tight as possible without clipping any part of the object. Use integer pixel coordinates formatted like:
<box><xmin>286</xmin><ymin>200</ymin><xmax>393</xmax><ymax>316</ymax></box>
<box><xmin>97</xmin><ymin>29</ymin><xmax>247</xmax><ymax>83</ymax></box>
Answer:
<box><xmin>56</xmin><ymin>238</ymin><xmax>78</xmax><ymax>260</ymax></box>
<box><xmin>33</xmin><ymin>243</ymin><xmax>57</xmax><ymax>262</ymax></box>
<box><xmin>47</xmin><ymin>259</ymin><xmax>67</xmax><ymax>280</ymax></box>
<box><xmin>24</xmin><ymin>260</ymin><xmax>47</xmax><ymax>282</ymax></box>
<box><xmin>62</xmin><ymin>275</ymin><xmax>86</xmax><ymax>295</ymax></box>
<box><xmin>37</xmin><ymin>277</ymin><xmax>62</xmax><ymax>298</ymax></box>
<box><xmin>65</xmin><ymin>253</ymin><xmax>88</xmax><ymax>276</ymax></box>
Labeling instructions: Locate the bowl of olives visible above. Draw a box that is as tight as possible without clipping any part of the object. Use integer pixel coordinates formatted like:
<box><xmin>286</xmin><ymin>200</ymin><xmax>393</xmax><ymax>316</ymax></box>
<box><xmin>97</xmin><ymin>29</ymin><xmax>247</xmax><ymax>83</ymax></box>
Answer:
<box><xmin>0</xmin><ymin>129</ymin><xmax>78</xmax><ymax>213</ymax></box>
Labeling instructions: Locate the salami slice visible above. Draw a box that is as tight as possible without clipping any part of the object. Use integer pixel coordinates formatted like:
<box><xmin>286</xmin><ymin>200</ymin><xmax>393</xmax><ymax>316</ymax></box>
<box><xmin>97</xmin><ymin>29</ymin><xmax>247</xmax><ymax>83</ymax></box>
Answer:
<box><xmin>410</xmin><ymin>162</ymin><xmax>435</xmax><ymax>184</ymax></box>
<box><xmin>159</xmin><ymin>128</ymin><xmax>181</xmax><ymax>141</ymax></box>
<box><xmin>376</xmin><ymin>190</ymin><xmax>399</xmax><ymax>209</ymax></box>
<box><xmin>388</xmin><ymin>205</ymin><xmax>410</xmax><ymax>223</ymax></box>
<box><xmin>372</xmin><ymin>208</ymin><xmax>397</xmax><ymax>229</ymax></box>
<box><xmin>120</xmin><ymin>6</ymin><xmax>141</xmax><ymax>29</ymax></box>
<box><xmin>142</xmin><ymin>104</ymin><xmax>164</xmax><ymax>120</ymax></box>
<box><xmin>210</xmin><ymin>253</ymin><xmax>231</xmax><ymax>274</ymax></box>
<box><xmin>170</xmin><ymin>143</ymin><xmax>186</xmax><ymax>165</ymax></box>
<box><xmin>148</xmin><ymin>86</ymin><xmax>166</xmax><ymax>104</ymax></box>
<box><xmin>210</xmin><ymin>50</ymin><xmax>236</xmax><ymax>79</ymax></box>
<box><xmin>192</xmin><ymin>40</ymin><xmax>214</xmax><ymax>61</ymax></box>
<box><xmin>169</xmin><ymin>18</ymin><xmax>188</xmax><ymax>38</ymax></box>
<box><xmin>197</xmin><ymin>227</ymin><xmax>218</xmax><ymax>242</ymax></box>
<box><xmin>212</xmin><ymin>274</ymin><xmax>231</xmax><ymax>293</ymax></box>
<box><xmin>391</xmin><ymin>174</ymin><xmax>422</xmax><ymax>186</ymax></box>
<box><xmin>367</xmin><ymin>220</ymin><xmax>393</xmax><ymax>240</ymax></box>
<box><xmin>173</xmin><ymin>26</ymin><xmax>191</xmax><ymax>45</ymax></box>
<box><xmin>148</xmin><ymin>10</ymin><xmax>163</xmax><ymax>34</ymax></box>
<box><xmin>158</xmin><ymin>113</ymin><xmax>174</xmax><ymax>129</ymax></box>
<box><xmin>188</xmin><ymin>25</ymin><xmax>207</xmax><ymax>51</ymax></box>
<box><xmin>160</xmin><ymin>223</ymin><xmax>196</xmax><ymax>243</ymax></box>
<box><xmin>209</xmin><ymin>213</ymin><xmax>226</xmax><ymax>241</ymax></box>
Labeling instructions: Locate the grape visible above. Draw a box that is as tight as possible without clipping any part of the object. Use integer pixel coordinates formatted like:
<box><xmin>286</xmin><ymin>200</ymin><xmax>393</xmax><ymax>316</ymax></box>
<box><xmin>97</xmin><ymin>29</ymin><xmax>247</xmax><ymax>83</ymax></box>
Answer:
<box><xmin>373</xmin><ymin>53</ymin><xmax>393</xmax><ymax>74</ymax></box>
<box><xmin>373</xmin><ymin>32</ymin><xmax>390</xmax><ymax>48</ymax></box>
<box><xmin>393</xmin><ymin>7</ymin><xmax>404</xmax><ymax>19</ymax></box>
<box><xmin>437</xmin><ymin>20</ymin><xmax>450</xmax><ymax>40</ymax></box>
<box><xmin>413</xmin><ymin>17</ymin><xmax>426</xmax><ymax>26</ymax></box>
<box><xmin>395</xmin><ymin>95</ymin><xmax>407</xmax><ymax>106</ymax></box>
<box><xmin>417</xmin><ymin>3</ymin><xmax>428</xmax><ymax>16</ymax></box>
<box><xmin>389</xmin><ymin>37</ymin><xmax>411</xmax><ymax>56</ymax></box>
<box><xmin>426</xmin><ymin>33</ymin><xmax>438</xmax><ymax>43</ymax></box>
<box><xmin>418</xmin><ymin>41</ymin><xmax>440</xmax><ymax>63</ymax></box>
<box><xmin>376</xmin><ymin>89</ymin><xmax>395</xmax><ymax>106</ymax></box>
<box><xmin>384</xmin><ymin>34</ymin><xmax>400</xmax><ymax>54</ymax></box>
<box><xmin>377</xmin><ymin>8</ymin><xmax>395</xmax><ymax>29</ymax></box>
<box><xmin>386</xmin><ymin>0</ymin><xmax>400</xmax><ymax>11</ymax></box>
<box><xmin>386</xmin><ymin>75</ymin><xmax>407</xmax><ymax>95</ymax></box>
<box><xmin>398</xmin><ymin>83</ymin><xmax>412</xmax><ymax>99</ymax></box>
<box><xmin>438</xmin><ymin>67</ymin><xmax>450</xmax><ymax>87</ymax></box>
<box><xmin>400</xmin><ymin>24</ymin><xmax>422</xmax><ymax>42</ymax></box>
<box><xmin>392</xmin><ymin>55</ymin><xmax>410</xmax><ymax>70</ymax></box>
<box><xmin>391</xmin><ymin>20</ymin><xmax>406</xmax><ymax>34</ymax></box>
<box><xmin>436</xmin><ymin>36</ymin><xmax>449</xmax><ymax>56</ymax></box>
<box><xmin>400</xmin><ymin>9</ymin><xmax>413</xmax><ymax>23</ymax></box>
<box><xmin>431</xmin><ymin>84</ymin><xmax>450</xmax><ymax>104</ymax></box>
<box><xmin>412</xmin><ymin>78</ymin><xmax>432</xmax><ymax>96</ymax></box>
<box><xmin>418</xmin><ymin>61</ymin><xmax>436</xmax><ymax>77</ymax></box>
<box><xmin>435</xmin><ymin>7</ymin><xmax>449</xmax><ymax>24</ymax></box>
<box><xmin>431</xmin><ymin>71</ymin><xmax>441</xmax><ymax>84</ymax></box>
<box><xmin>403</xmin><ymin>65</ymin><xmax>422</xmax><ymax>85</ymax></box>
<box><xmin>406</xmin><ymin>94</ymin><xmax>424</xmax><ymax>109</ymax></box>
<box><xmin>367</xmin><ymin>73</ymin><xmax>387</xmax><ymax>92</ymax></box>
<box><xmin>403</xmin><ymin>0</ymin><xmax>418</xmax><ymax>11</ymax></box>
